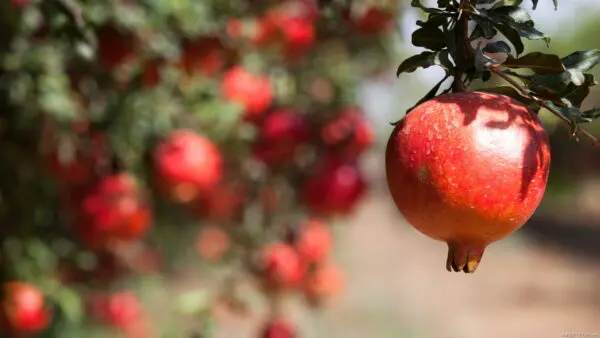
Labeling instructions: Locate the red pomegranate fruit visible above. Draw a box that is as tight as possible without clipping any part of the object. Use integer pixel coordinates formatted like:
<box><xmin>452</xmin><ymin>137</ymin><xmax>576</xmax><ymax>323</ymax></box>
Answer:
<box><xmin>252</xmin><ymin>108</ymin><xmax>310</xmax><ymax>166</ymax></box>
<box><xmin>196</xmin><ymin>225</ymin><xmax>231</xmax><ymax>261</ymax></box>
<box><xmin>154</xmin><ymin>129</ymin><xmax>223</xmax><ymax>204</ymax></box>
<box><xmin>302</xmin><ymin>156</ymin><xmax>367</xmax><ymax>217</ymax></box>
<box><xmin>260</xmin><ymin>317</ymin><xmax>296</xmax><ymax>338</ymax></box>
<box><xmin>180</xmin><ymin>36</ymin><xmax>229</xmax><ymax>78</ymax></box>
<box><xmin>221</xmin><ymin>67</ymin><xmax>273</xmax><ymax>121</ymax></box>
<box><xmin>75</xmin><ymin>173</ymin><xmax>152</xmax><ymax>250</ymax></box>
<box><xmin>1</xmin><ymin>282</ymin><xmax>51</xmax><ymax>334</ymax></box>
<box><xmin>302</xmin><ymin>263</ymin><xmax>345</xmax><ymax>306</ymax></box>
<box><xmin>321</xmin><ymin>107</ymin><xmax>375</xmax><ymax>159</ymax></box>
<box><xmin>260</xmin><ymin>243</ymin><xmax>306</xmax><ymax>289</ymax></box>
<box><xmin>293</xmin><ymin>219</ymin><xmax>332</xmax><ymax>264</ymax></box>
<box><xmin>385</xmin><ymin>91</ymin><xmax>551</xmax><ymax>273</ymax></box>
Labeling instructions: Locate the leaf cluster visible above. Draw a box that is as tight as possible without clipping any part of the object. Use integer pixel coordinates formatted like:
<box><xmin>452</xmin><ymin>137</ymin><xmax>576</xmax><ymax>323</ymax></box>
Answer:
<box><xmin>397</xmin><ymin>0</ymin><xmax>600</xmax><ymax>136</ymax></box>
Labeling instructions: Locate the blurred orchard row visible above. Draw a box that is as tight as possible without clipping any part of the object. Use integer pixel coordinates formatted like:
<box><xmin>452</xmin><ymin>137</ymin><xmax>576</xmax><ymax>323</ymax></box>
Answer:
<box><xmin>0</xmin><ymin>0</ymin><xmax>400</xmax><ymax>337</ymax></box>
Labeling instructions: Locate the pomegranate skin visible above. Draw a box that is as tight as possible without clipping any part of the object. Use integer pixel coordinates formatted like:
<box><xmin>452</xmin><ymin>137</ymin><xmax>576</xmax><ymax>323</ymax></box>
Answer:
<box><xmin>385</xmin><ymin>91</ymin><xmax>551</xmax><ymax>273</ymax></box>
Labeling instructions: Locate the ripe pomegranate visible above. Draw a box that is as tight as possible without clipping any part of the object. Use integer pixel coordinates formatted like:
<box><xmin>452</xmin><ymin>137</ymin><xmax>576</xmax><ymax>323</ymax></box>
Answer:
<box><xmin>303</xmin><ymin>263</ymin><xmax>345</xmax><ymax>306</ymax></box>
<box><xmin>302</xmin><ymin>156</ymin><xmax>367</xmax><ymax>216</ymax></box>
<box><xmin>87</xmin><ymin>291</ymin><xmax>148</xmax><ymax>336</ymax></box>
<box><xmin>292</xmin><ymin>219</ymin><xmax>332</xmax><ymax>264</ymax></box>
<box><xmin>260</xmin><ymin>243</ymin><xmax>306</xmax><ymax>289</ymax></box>
<box><xmin>97</xmin><ymin>24</ymin><xmax>136</xmax><ymax>70</ymax></box>
<box><xmin>321</xmin><ymin>107</ymin><xmax>374</xmax><ymax>159</ymax></box>
<box><xmin>221</xmin><ymin>67</ymin><xmax>273</xmax><ymax>121</ymax></box>
<box><xmin>196</xmin><ymin>225</ymin><xmax>230</xmax><ymax>261</ymax></box>
<box><xmin>1</xmin><ymin>282</ymin><xmax>51</xmax><ymax>334</ymax></box>
<box><xmin>252</xmin><ymin>109</ymin><xmax>310</xmax><ymax>166</ymax></box>
<box><xmin>385</xmin><ymin>91</ymin><xmax>551</xmax><ymax>273</ymax></box>
<box><xmin>180</xmin><ymin>36</ymin><xmax>230</xmax><ymax>78</ymax></box>
<box><xmin>75</xmin><ymin>173</ymin><xmax>152</xmax><ymax>250</ymax></box>
<box><xmin>153</xmin><ymin>129</ymin><xmax>223</xmax><ymax>204</ymax></box>
<box><xmin>260</xmin><ymin>317</ymin><xmax>296</xmax><ymax>338</ymax></box>
<box><xmin>280</xmin><ymin>17</ymin><xmax>315</xmax><ymax>58</ymax></box>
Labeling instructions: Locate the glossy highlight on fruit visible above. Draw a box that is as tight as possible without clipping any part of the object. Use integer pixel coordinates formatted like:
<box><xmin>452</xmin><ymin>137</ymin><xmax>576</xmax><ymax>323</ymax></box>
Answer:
<box><xmin>385</xmin><ymin>91</ymin><xmax>551</xmax><ymax>273</ymax></box>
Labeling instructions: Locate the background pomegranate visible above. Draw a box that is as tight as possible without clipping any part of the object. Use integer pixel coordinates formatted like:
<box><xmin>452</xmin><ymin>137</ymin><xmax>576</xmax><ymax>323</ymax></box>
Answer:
<box><xmin>386</xmin><ymin>91</ymin><xmax>551</xmax><ymax>273</ymax></box>
<box><xmin>1</xmin><ymin>282</ymin><xmax>51</xmax><ymax>334</ymax></box>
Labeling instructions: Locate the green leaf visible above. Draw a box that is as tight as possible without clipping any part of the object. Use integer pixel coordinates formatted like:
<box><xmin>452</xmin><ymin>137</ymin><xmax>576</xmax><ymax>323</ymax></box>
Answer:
<box><xmin>553</xmin><ymin>0</ymin><xmax>558</xmax><ymax>10</ymax></box>
<box><xmin>529</xmin><ymin>72</ymin><xmax>571</xmax><ymax>96</ymax></box>
<box><xmin>487</xmin><ymin>6</ymin><xmax>550</xmax><ymax>45</ymax></box>
<box><xmin>544</xmin><ymin>101</ymin><xmax>590</xmax><ymax>124</ymax></box>
<box><xmin>581</xmin><ymin>107</ymin><xmax>600</xmax><ymax>121</ymax></box>
<box><xmin>494</xmin><ymin>23</ymin><xmax>524</xmax><ymax>55</ymax></box>
<box><xmin>406</xmin><ymin>75</ymin><xmax>450</xmax><ymax>114</ymax></box>
<box><xmin>491</xmin><ymin>0</ymin><xmax>524</xmax><ymax>8</ymax></box>
<box><xmin>412</xmin><ymin>26</ymin><xmax>447</xmax><ymax>51</ymax></box>
<box><xmin>436</xmin><ymin>49</ymin><xmax>455</xmax><ymax>74</ymax></box>
<box><xmin>470</xmin><ymin>14</ymin><xmax>497</xmax><ymax>39</ymax></box>
<box><xmin>561</xmin><ymin>50</ymin><xmax>600</xmax><ymax>74</ymax></box>
<box><xmin>502</xmin><ymin>52</ymin><xmax>564</xmax><ymax>74</ymax></box>
<box><xmin>397</xmin><ymin>51</ymin><xmax>438</xmax><ymax>76</ymax></box>
<box><xmin>564</xmin><ymin>73</ymin><xmax>597</xmax><ymax>108</ymax></box>
<box><xmin>477</xmin><ymin>86</ymin><xmax>540</xmax><ymax>111</ymax></box>
<box><xmin>411</xmin><ymin>0</ymin><xmax>449</xmax><ymax>13</ymax></box>
<box><xmin>489</xmin><ymin>6</ymin><xmax>533</xmax><ymax>24</ymax></box>
<box><xmin>474</xmin><ymin>43</ymin><xmax>498</xmax><ymax>71</ymax></box>
<box><xmin>483</xmin><ymin>41</ymin><xmax>512</xmax><ymax>54</ymax></box>
<box><xmin>531</xmin><ymin>0</ymin><xmax>539</xmax><ymax>9</ymax></box>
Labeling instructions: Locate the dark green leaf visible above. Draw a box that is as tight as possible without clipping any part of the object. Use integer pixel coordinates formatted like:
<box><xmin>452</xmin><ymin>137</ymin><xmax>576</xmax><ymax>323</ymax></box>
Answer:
<box><xmin>491</xmin><ymin>0</ymin><xmax>524</xmax><ymax>9</ymax></box>
<box><xmin>531</xmin><ymin>0</ymin><xmax>538</xmax><ymax>9</ymax></box>
<box><xmin>436</xmin><ymin>49</ymin><xmax>454</xmax><ymax>73</ymax></box>
<box><xmin>474</xmin><ymin>43</ymin><xmax>498</xmax><ymax>71</ymax></box>
<box><xmin>482</xmin><ymin>71</ymin><xmax>492</xmax><ymax>82</ymax></box>
<box><xmin>411</xmin><ymin>0</ymin><xmax>448</xmax><ymax>13</ymax></box>
<box><xmin>488</xmin><ymin>7</ymin><xmax>550</xmax><ymax>45</ymax></box>
<box><xmin>406</xmin><ymin>75</ymin><xmax>450</xmax><ymax>114</ymax></box>
<box><xmin>478</xmin><ymin>86</ymin><xmax>540</xmax><ymax>111</ymax></box>
<box><xmin>581</xmin><ymin>107</ymin><xmax>600</xmax><ymax>121</ymax></box>
<box><xmin>553</xmin><ymin>0</ymin><xmax>558</xmax><ymax>10</ymax></box>
<box><xmin>437</xmin><ymin>0</ymin><xmax>452</xmax><ymax>8</ymax></box>
<box><xmin>396</xmin><ymin>51</ymin><xmax>438</xmax><ymax>76</ymax></box>
<box><xmin>494</xmin><ymin>23</ymin><xmax>524</xmax><ymax>55</ymax></box>
<box><xmin>470</xmin><ymin>14</ymin><xmax>497</xmax><ymax>39</ymax></box>
<box><xmin>562</xmin><ymin>50</ymin><xmax>600</xmax><ymax>74</ymax></box>
<box><xmin>502</xmin><ymin>52</ymin><xmax>564</xmax><ymax>73</ymax></box>
<box><xmin>489</xmin><ymin>6</ymin><xmax>532</xmax><ymax>24</ymax></box>
<box><xmin>544</xmin><ymin>101</ymin><xmax>590</xmax><ymax>124</ymax></box>
<box><xmin>483</xmin><ymin>41</ymin><xmax>512</xmax><ymax>54</ymax></box>
<box><xmin>412</xmin><ymin>26</ymin><xmax>447</xmax><ymax>51</ymax></box>
<box><xmin>564</xmin><ymin>74</ymin><xmax>597</xmax><ymax>108</ymax></box>
<box><xmin>529</xmin><ymin>72</ymin><xmax>571</xmax><ymax>96</ymax></box>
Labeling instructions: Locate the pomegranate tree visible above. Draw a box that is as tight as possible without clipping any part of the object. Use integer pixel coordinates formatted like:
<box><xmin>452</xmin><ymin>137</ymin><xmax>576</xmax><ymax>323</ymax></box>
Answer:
<box><xmin>390</xmin><ymin>0</ymin><xmax>600</xmax><ymax>273</ymax></box>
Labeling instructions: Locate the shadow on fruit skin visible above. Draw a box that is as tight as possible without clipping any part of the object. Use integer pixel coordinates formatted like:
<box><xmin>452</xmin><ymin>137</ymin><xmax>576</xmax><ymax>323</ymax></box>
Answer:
<box><xmin>522</xmin><ymin>213</ymin><xmax>600</xmax><ymax>262</ymax></box>
<box><xmin>428</xmin><ymin>92</ymin><xmax>550</xmax><ymax>202</ymax></box>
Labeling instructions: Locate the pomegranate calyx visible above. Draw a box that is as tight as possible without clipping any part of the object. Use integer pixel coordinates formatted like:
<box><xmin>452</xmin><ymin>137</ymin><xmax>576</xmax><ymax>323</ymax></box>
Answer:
<box><xmin>445</xmin><ymin>242</ymin><xmax>486</xmax><ymax>273</ymax></box>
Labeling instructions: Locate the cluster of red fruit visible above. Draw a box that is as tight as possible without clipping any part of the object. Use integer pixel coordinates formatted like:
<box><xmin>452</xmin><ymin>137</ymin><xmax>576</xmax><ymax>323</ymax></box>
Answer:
<box><xmin>1</xmin><ymin>0</ymin><xmax>394</xmax><ymax>336</ymax></box>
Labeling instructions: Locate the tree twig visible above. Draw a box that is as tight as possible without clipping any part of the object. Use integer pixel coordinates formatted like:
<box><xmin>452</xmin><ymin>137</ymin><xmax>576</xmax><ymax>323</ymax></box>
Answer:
<box><xmin>489</xmin><ymin>66</ymin><xmax>600</xmax><ymax>146</ymax></box>
<box><xmin>452</xmin><ymin>0</ymin><xmax>471</xmax><ymax>92</ymax></box>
